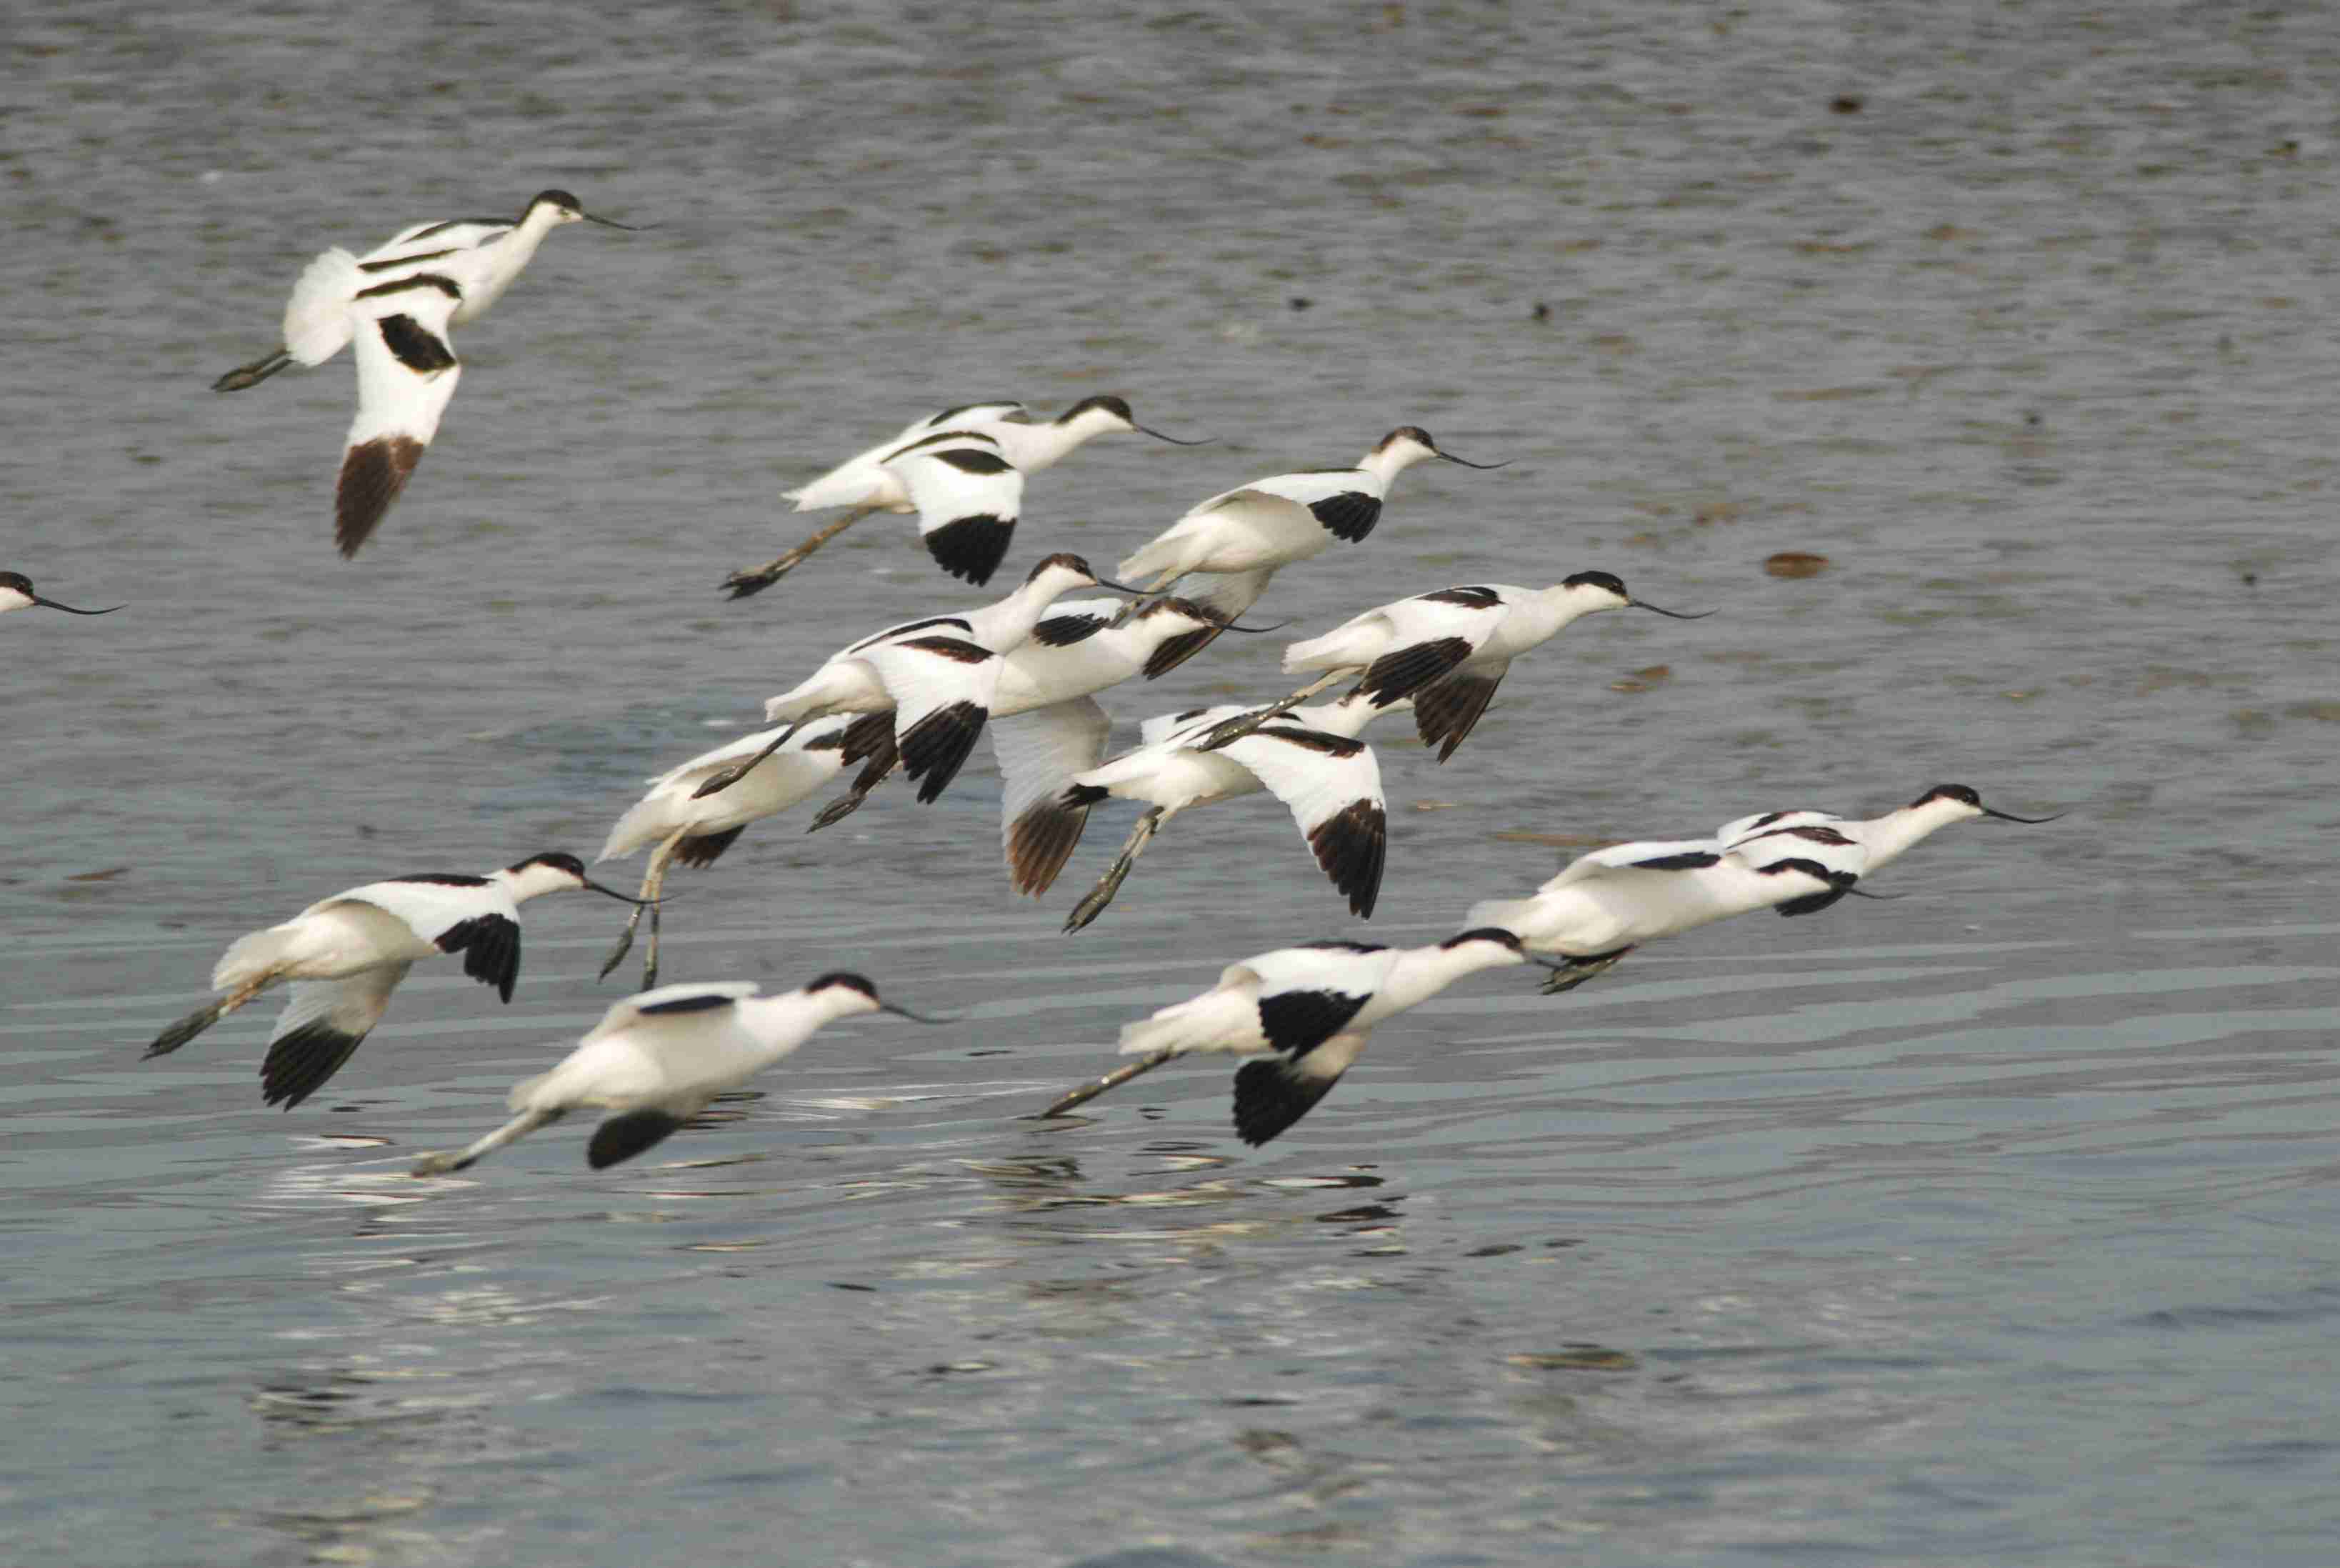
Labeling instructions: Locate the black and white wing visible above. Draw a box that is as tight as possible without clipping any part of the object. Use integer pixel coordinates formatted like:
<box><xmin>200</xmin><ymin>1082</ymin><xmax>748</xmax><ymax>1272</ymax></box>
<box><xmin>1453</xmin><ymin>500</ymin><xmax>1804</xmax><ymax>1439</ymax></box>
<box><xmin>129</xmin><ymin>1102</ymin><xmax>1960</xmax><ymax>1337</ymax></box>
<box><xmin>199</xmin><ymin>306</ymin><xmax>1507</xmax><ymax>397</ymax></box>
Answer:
<box><xmin>859</xmin><ymin>634</ymin><xmax>1002</xmax><ymax>803</ymax></box>
<box><xmin>582</xmin><ymin>980</ymin><xmax>761</xmax><ymax>1044</ymax></box>
<box><xmin>1228</xmin><ymin>942</ymin><xmax>1396</xmax><ymax>1147</ymax></box>
<box><xmin>256</xmin><ymin>962</ymin><xmax>415</xmax><ymax>1109</ymax></box>
<box><xmin>1230</xmin><ymin>1032</ymin><xmax>1370</xmax><ymax>1146</ymax></box>
<box><xmin>1728</xmin><ymin>822</ymin><xmax>1868</xmax><ymax>917</ymax></box>
<box><xmin>1716</xmin><ymin>807</ymin><xmax>1837</xmax><ymax>845</ymax></box>
<box><xmin>894</xmin><ymin>434</ymin><xmax>1026</xmax><ymax>585</ymax></box>
<box><xmin>991</xmin><ymin>695</ymin><xmax>1114</xmax><ymax>895</ymax></box>
<box><xmin>1536</xmin><ymin>837</ymin><xmax>1728</xmax><ymax>895</ymax></box>
<box><xmin>326</xmin><ymin>874</ymin><xmax>522</xmax><ymax>1001</ymax></box>
<box><xmin>1217</xmin><ymin>726</ymin><xmax>1388</xmax><ymax>917</ymax></box>
<box><xmin>1286</xmin><ymin>586</ymin><xmax>1507</xmax><ymax>705</ymax></box>
<box><xmin>336</xmin><ymin>274</ymin><xmax>464</xmax><ymax>557</ymax></box>
<box><xmin>1246</xmin><ymin>466</ymin><xmax>1381</xmax><ymax>541</ymax></box>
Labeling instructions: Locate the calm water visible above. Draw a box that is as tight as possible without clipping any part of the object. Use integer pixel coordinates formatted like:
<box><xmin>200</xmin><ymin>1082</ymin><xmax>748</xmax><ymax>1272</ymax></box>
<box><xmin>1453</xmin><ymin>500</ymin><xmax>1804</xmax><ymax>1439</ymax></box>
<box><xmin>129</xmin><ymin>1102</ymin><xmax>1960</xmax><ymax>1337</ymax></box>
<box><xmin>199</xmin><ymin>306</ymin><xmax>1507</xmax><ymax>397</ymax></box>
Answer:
<box><xmin>9</xmin><ymin>2</ymin><xmax>2340</xmax><ymax>1563</ymax></box>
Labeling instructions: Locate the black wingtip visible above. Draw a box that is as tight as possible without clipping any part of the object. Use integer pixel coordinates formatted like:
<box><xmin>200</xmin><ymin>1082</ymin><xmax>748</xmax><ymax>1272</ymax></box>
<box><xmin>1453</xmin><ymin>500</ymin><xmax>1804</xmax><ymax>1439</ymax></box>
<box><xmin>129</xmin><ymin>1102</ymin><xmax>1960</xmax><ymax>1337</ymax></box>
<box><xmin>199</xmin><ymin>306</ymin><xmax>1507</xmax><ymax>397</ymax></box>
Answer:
<box><xmin>334</xmin><ymin>436</ymin><xmax>426</xmax><ymax>558</ymax></box>
<box><xmin>586</xmin><ymin>1109</ymin><xmax>687</xmax><ymax>1168</ymax></box>
<box><xmin>924</xmin><ymin>514</ymin><xmax>1015</xmax><ymax>585</ymax></box>
<box><xmin>259</xmin><ymin>1021</ymin><xmax>370</xmax><ymax>1109</ymax></box>
<box><xmin>1355</xmin><ymin>637</ymin><xmax>1474</xmax><ymax>706</ymax></box>
<box><xmin>1231</xmin><ymin>1058</ymin><xmax>1344</xmax><ymax>1146</ymax></box>
<box><xmin>896</xmin><ymin>700</ymin><xmax>988</xmax><ymax>802</ymax></box>
<box><xmin>1307</xmin><ymin>799</ymin><xmax>1387</xmax><ymax>919</ymax></box>
<box><xmin>1007</xmin><ymin>798</ymin><xmax>1094</xmax><ymax>897</ymax></box>
<box><xmin>1143</xmin><ymin>624</ymin><xmax>1223</xmax><ymax>680</ymax></box>
<box><xmin>1411</xmin><ymin>671</ymin><xmax>1502</xmax><ymax>763</ymax></box>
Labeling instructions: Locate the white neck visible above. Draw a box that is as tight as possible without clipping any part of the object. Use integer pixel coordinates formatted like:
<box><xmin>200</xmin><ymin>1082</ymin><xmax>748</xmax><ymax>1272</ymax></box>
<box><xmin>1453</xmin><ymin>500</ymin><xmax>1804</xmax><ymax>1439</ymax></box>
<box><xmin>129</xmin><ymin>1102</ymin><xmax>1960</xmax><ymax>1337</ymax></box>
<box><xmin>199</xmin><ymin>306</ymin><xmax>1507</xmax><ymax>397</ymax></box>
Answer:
<box><xmin>1384</xmin><ymin>941</ymin><xmax>1521</xmax><ymax>1009</ymax></box>
<box><xmin>1857</xmin><ymin>798</ymin><xmax>1971</xmax><ymax>871</ymax></box>
<box><xmin>977</xmin><ymin>574</ymin><xmax>1084</xmax><ymax>649</ymax></box>
<box><xmin>1358</xmin><ymin>441</ymin><xmax>1433</xmax><ymax>487</ymax></box>
<box><xmin>494</xmin><ymin>862</ymin><xmax>579</xmax><ymax>903</ymax></box>
<box><xmin>1016</xmin><ymin>410</ymin><xmax>1118</xmax><ymax>473</ymax></box>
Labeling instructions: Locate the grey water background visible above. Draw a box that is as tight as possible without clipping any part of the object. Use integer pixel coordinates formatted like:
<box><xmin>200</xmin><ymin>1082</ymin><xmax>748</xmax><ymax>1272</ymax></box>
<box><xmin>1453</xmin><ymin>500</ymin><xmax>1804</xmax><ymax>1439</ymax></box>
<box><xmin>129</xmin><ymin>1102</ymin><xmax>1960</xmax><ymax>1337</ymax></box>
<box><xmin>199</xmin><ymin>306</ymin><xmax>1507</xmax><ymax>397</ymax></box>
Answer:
<box><xmin>7</xmin><ymin>1</ymin><xmax>2340</xmax><ymax>1562</ymax></box>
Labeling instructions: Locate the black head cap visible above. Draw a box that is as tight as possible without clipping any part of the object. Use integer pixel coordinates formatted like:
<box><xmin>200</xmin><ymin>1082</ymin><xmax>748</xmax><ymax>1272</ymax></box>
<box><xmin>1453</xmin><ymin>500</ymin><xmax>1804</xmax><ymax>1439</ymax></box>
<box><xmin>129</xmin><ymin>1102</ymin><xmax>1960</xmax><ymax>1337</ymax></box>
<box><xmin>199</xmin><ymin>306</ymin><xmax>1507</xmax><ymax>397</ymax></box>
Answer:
<box><xmin>1062</xmin><ymin>395</ymin><xmax>1134</xmax><ymax>422</ymax></box>
<box><xmin>807</xmin><ymin>972</ymin><xmax>879</xmax><ymax>1000</ymax></box>
<box><xmin>1911</xmin><ymin>784</ymin><xmax>1981</xmax><ymax>809</ymax></box>
<box><xmin>0</xmin><ymin>571</ymin><xmax>31</xmax><ymax>594</ymax></box>
<box><xmin>1381</xmin><ymin>425</ymin><xmax>1438</xmax><ymax>451</ymax></box>
<box><xmin>507</xmin><ymin>851</ymin><xmax>587</xmax><ymax>878</ymax></box>
<box><xmin>1562</xmin><ymin>570</ymin><xmax>1628</xmax><ymax>597</ymax></box>
<box><xmin>530</xmin><ymin>189</ymin><xmax>584</xmax><ymax>213</ymax></box>
<box><xmin>1025</xmin><ymin>551</ymin><xmax>1096</xmax><ymax>583</ymax></box>
<box><xmin>1443</xmin><ymin>927</ymin><xmax>1526</xmax><ymax>952</ymax></box>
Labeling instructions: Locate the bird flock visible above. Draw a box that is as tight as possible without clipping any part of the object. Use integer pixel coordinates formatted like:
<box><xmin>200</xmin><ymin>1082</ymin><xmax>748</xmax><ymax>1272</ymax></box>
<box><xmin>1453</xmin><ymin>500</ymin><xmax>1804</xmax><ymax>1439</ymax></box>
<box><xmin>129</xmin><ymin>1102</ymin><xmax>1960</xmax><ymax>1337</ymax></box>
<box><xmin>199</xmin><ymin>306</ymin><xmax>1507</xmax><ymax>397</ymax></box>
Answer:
<box><xmin>22</xmin><ymin>189</ymin><xmax>2061</xmax><ymax>1177</ymax></box>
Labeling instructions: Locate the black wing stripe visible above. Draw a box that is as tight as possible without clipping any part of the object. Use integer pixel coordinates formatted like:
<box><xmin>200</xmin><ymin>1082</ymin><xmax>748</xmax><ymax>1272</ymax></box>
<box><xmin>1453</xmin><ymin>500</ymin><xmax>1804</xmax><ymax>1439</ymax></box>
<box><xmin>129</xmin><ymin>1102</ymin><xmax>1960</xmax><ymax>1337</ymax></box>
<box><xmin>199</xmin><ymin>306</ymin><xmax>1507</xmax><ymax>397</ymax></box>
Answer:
<box><xmin>634</xmin><ymin>992</ymin><xmax>737</xmax><ymax>1017</ymax></box>
<box><xmin>1421</xmin><ymin>585</ymin><xmax>1501</xmax><ymax>607</ymax></box>
<box><xmin>1032</xmin><ymin>613</ymin><xmax>1110</xmax><ymax>647</ymax></box>
<box><xmin>1143</xmin><ymin>625</ymin><xmax>1221</xmax><ymax>680</ymax></box>
<box><xmin>1632</xmin><ymin>850</ymin><xmax>1722</xmax><ymax>872</ymax></box>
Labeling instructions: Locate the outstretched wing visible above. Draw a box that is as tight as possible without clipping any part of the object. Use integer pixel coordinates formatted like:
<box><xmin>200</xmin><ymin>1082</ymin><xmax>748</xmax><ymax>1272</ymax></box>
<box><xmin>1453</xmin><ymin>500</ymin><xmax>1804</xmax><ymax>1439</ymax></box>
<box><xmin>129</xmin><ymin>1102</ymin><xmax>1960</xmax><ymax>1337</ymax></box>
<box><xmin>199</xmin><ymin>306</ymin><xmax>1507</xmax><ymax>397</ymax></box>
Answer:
<box><xmin>1218</xmin><ymin>726</ymin><xmax>1387</xmax><ymax>917</ymax></box>
<box><xmin>991</xmin><ymin>696</ymin><xmax>1114</xmax><ymax>895</ymax></box>
<box><xmin>1537</xmin><ymin>837</ymin><xmax>1727</xmax><ymax>894</ymax></box>
<box><xmin>257</xmin><ymin>962</ymin><xmax>414</xmax><ymax>1109</ymax></box>
<box><xmin>859</xmin><ymin>635</ymin><xmax>1001</xmax><ymax>802</ymax></box>
<box><xmin>1230</xmin><ymin>1032</ymin><xmax>1369</xmax><ymax>1145</ymax></box>
<box><xmin>1409</xmin><ymin>664</ymin><xmax>1509</xmax><ymax>763</ymax></box>
<box><xmin>1343</xmin><ymin>591</ymin><xmax>1509</xmax><ymax>704</ymax></box>
<box><xmin>893</xmin><ymin>434</ymin><xmax>1025</xmax><ymax>585</ymax></box>
<box><xmin>336</xmin><ymin>274</ymin><xmax>464</xmax><ymax>557</ymax></box>
<box><xmin>581</xmin><ymin>981</ymin><xmax>761</xmax><ymax>1044</ymax></box>
<box><xmin>599</xmin><ymin>715</ymin><xmax>861</xmax><ymax>861</ymax></box>
<box><xmin>1245</xmin><ymin>467</ymin><xmax>1379</xmax><ymax>541</ymax></box>
<box><xmin>1716</xmin><ymin>807</ymin><xmax>1836</xmax><ymax>844</ymax></box>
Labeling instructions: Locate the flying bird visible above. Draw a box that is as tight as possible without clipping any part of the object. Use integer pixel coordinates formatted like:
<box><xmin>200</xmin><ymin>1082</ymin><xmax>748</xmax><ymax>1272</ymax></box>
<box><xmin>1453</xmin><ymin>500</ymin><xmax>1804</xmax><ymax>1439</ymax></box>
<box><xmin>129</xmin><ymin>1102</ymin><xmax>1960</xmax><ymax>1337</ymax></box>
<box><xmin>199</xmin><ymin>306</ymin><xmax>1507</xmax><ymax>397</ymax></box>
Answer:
<box><xmin>144</xmin><ymin>853</ymin><xmax>656</xmax><ymax>1108</ymax></box>
<box><xmin>1045</xmin><ymin>691</ymin><xmax>1404</xmax><ymax>932</ymax></box>
<box><xmin>1466</xmin><ymin>825</ymin><xmax>1879</xmax><ymax>994</ymax></box>
<box><xmin>723</xmin><ymin>396</ymin><xmax>1205</xmax><ymax>596</ymax></box>
<box><xmin>1038</xmin><ymin>929</ymin><xmax>1558</xmax><ymax>1144</ymax></box>
<box><xmin>1717</xmin><ymin>782</ymin><xmax>2062</xmax><ymax>895</ymax></box>
<box><xmin>410</xmin><ymin>973</ymin><xmax>945</xmax><ymax>1174</ymax></box>
<box><xmin>594</xmin><ymin>713</ymin><xmax>897</xmax><ymax>987</ymax></box>
<box><xmin>691</xmin><ymin>553</ymin><xmax>1141</xmax><ymax>804</ymax></box>
<box><xmin>1197</xmin><ymin>569</ymin><xmax>1711</xmax><ymax>752</ymax></box>
<box><xmin>1109</xmin><ymin>426</ymin><xmax>1504</xmax><ymax>651</ymax></box>
<box><xmin>210</xmin><ymin>189</ymin><xmax>646</xmax><ymax>556</ymax></box>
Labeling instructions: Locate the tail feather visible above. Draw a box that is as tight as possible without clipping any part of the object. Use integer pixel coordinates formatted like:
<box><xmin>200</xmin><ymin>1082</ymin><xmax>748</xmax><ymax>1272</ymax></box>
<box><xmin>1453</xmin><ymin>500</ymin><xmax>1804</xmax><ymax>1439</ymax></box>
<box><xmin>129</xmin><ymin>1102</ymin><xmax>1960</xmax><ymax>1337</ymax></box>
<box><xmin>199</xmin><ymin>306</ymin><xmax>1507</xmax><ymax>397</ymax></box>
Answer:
<box><xmin>1465</xmin><ymin>897</ymin><xmax>1538</xmax><ymax>934</ymax></box>
<box><xmin>211</xmin><ymin>927</ymin><xmax>296</xmax><ymax>992</ymax></box>
<box><xmin>598</xmin><ymin>794</ymin><xmax>676</xmax><ymax>863</ymax></box>
<box><xmin>1116</xmin><ymin>987</ymin><xmax>1255</xmax><ymax>1060</ymax></box>
<box><xmin>1282</xmin><ymin>625</ymin><xmax>1373</xmax><ymax>674</ymax></box>
<box><xmin>283</xmin><ymin>247</ymin><xmax>361</xmax><ymax>365</ymax></box>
